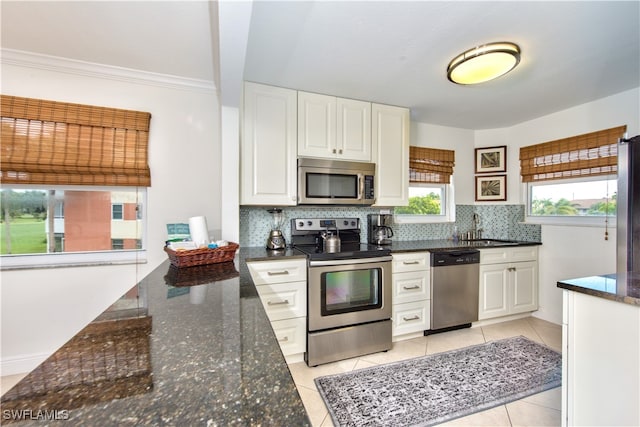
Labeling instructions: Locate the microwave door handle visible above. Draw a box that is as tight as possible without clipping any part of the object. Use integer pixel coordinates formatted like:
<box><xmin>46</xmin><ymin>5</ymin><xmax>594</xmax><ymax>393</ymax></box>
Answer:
<box><xmin>358</xmin><ymin>174</ymin><xmax>364</xmax><ymax>200</ymax></box>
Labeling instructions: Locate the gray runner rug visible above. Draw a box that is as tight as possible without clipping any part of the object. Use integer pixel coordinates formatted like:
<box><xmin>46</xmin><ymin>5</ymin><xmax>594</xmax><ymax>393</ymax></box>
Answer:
<box><xmin>314</xmin><ymin>335</ymin><xmax>562</xmax><ymax>427</ymax></box>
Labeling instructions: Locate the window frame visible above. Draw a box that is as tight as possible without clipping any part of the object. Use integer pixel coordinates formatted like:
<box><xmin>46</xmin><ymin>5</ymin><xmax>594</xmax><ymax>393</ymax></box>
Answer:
<box><xmin>523</xmin><ymin>175</ymin><xmax>617</xmax><ymax>227</ymax></box>
<box><xmin>112</xmin><ymin>203</ymin><xmax>124</xmax><ymax>220</ymax></box>
<box><xmin>393</xmin><ymin>181</ymin><xmax>456</xmax><ymax>224</ymax></box>
<box><xmin>1</xmin><ymin>184</ymin><xmax>147</xmax><ymax>270</ymax></box>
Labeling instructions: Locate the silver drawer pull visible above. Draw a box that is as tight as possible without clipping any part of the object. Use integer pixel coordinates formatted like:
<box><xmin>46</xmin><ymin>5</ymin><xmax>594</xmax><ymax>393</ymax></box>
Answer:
<box><xmin>403</xmin><ymin>285</ymin><xmax>421</xmax><ymax>290</ymax></box>
<box><xmin>267</xmin><ymin>299</ymin><xmax>290</xmax><ymax>306</ymax></box>
<box><xmin>267</xmin><ymin>270</ymin><xmax>289</xmax><ymax>276</ymax></box>
<box><xmin>278</xmin><ymin>336</ymin><xmax>289</xmax><ymax>343</ymax></box>
<box><xmin>402</xmin><ymin>261</ymin><xmax>420</xmax><ymax>265</ymax></box>
<box><xmin>403</xmin><ymin>315</ymin><xmax>420</xmax><ymax>321</ymax></box>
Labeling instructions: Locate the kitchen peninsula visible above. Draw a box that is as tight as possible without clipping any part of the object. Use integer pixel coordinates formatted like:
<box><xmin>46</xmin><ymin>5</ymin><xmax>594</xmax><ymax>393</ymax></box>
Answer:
<box><xmin>1</xmin><ymin>249</ymin><xmax>310</xmax><ymax>426</ymax></box>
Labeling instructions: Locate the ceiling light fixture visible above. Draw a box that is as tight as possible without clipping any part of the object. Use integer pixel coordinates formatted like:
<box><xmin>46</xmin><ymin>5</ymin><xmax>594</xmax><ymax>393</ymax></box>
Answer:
<box><xmin>447</xmin><ymin>42</ymin><xmax>521</xmax><ymax>85</ymax></box>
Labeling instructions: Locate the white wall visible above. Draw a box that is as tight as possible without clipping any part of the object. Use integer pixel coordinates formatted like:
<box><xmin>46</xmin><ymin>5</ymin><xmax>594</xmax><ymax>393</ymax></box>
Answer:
<box><xmin>0</xmin><ymin>52</ymin><xmax>222</xmax><ymax>374</ymax></box>
<box><xmin>476</xmin><ymin>88</ymin><xmax>639</xmax><ymax>324</ymax></box>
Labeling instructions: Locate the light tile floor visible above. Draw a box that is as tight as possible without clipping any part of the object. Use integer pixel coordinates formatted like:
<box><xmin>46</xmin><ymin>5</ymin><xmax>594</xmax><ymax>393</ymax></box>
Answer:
<box><xmin>288</xmin><ymin>317</ymin><xmax>563</xmax><ymax>427</ymax></box>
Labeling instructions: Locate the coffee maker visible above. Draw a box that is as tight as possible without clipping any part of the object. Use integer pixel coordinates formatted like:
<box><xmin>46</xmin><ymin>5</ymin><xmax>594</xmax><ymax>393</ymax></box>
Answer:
<box><xmin>368</xmin><ymin>214</ymin><xmax>394</xmax><ymax>245</ymax></box>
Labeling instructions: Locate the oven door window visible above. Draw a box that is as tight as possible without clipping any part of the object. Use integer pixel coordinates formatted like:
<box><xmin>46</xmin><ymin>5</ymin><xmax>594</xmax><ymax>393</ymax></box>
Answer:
<box><xmin>321</xmin><ymin>268</ymin><xmax>382</xmax><ymax>315</ymax></box>
<box><xmin>306</xmin><ymin>173</ymin><xmax>358</xmax><ymax>199</ymax></box>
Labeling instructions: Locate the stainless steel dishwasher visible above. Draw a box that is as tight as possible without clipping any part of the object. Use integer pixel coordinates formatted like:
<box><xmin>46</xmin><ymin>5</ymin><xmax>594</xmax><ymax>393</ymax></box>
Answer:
<box><xmin>428</xmin><ymin>249</ymin><xmax>480</xmax><ymax>333</ymax></box>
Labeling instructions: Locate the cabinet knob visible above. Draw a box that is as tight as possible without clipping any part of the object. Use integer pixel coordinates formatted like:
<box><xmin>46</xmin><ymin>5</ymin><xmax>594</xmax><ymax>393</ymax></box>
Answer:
<box><xmin>339</xmin><ymin>149</ymin><xmax>343</xmax><ymax>154</ymax></box>
<box><xmin>332</xmin><ymin>148</ymin><xmax>337</xmax><ymax>153</ymax></box>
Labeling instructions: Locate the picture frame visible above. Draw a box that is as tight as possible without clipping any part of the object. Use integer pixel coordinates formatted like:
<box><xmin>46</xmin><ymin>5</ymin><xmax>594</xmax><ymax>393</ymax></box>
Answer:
<box><xmin>475</xmin><ymin>175</ymin><xmax>507</xmax><ymax>201</ymax></box>
<box><xmin>475</xmin><ymin>145</ymin><xmax>507</xmax><ymax>173</ymax></box>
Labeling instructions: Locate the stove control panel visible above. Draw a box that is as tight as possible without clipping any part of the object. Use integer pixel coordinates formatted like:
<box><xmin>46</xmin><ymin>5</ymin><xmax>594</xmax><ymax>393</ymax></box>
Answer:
<box><xmin>292</xmin><ymin>218</ymin><xmax>360</xmax><ymax>232</ymax></box>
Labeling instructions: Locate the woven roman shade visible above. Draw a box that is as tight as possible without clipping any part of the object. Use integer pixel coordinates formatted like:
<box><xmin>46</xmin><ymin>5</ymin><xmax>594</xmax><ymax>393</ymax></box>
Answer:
<box><xmin>409</xmin><ymin>146</ymin><xmax>455</xmax><ymax>184</ymax></box>
<box><xmin>519</xmin><ymin>125</ymin><xmax>626</xmax><ymax>183</ymax></box>
<box><xmin>1</xmin><ymin>95</ymin><xmax>151</xmax><ymax>186</ymax></box>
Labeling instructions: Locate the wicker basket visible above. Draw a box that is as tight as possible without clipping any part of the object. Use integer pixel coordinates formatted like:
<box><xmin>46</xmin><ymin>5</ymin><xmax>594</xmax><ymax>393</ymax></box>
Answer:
<box><xmin>164</xmin><ymin>242</ymin><xmax>239</xmax><ymax>267</ymax></box>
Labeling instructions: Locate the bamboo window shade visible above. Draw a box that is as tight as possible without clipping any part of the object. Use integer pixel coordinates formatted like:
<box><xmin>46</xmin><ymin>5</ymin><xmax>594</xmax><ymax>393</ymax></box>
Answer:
<box><xmin>519</xmin><ymin>125</ymin><xmax>626</xmax><ymax>183</ymax></box>
<box><xmin>1</xmin><ymin>95</ymin><xmax>151</xmax><ymax>186</ymax></box>
<box><xmin>409</xmin><ymin>146</ymin><xmax>455</xmax><ymax>184</ymax></box>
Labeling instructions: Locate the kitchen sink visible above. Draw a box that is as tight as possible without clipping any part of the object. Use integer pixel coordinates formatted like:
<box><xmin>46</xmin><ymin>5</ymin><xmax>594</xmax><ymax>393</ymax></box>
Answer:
<box><xmin>466</xmin><ymin>239</ymin><xmax>520</xmax><ymax>247</ymax></box>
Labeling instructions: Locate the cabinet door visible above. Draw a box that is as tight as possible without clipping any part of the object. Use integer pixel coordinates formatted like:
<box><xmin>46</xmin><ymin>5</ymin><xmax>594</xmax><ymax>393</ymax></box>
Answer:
<box><xmin>241</xmin><ymin>82</ymin><xmax>297</xmax><ymax>205</ymax></box>
<box><xmin>297</xmin><ymin>91</ymin><xmax>336</xmax><ymax>158</ymax></box>
<box><xmin>337</xmin><ymin>98</ymin><xmax>371</xmax><ymax>161</ymax></box>
<box><xmin>371</xmin><ymin>103</ymin><xmax>410</xmax><ymax>206</ymax></box>
<box><xmin>479</xmin><ymin>264</ymin><xmax>509</xmax><ymax>319</ymax></box>
<box><xmin>510</xmin><ymin>261</ymin><xmax>538</xmax><ymax>314</ymax></box>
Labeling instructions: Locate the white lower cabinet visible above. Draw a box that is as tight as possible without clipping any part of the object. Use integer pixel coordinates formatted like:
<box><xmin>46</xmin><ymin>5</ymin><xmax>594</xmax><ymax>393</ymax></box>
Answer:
<box><xmin>270</xmin><ymin>317</ymin><xmax>306</xmax><ymax>357</ymax></box>
<box><xmin>478</xmin><ymin>247</ymin><xmax>538</xmax><ymax>320</ymax></box>
<box><xmin>391</xmin><ymin>252</ymin><xmax>430</xmax><ymax>339</ymax></box>
<box><xmin>246</xmin><ymin>258</ymin><xmax>307</xmax><ymax>359</ymax></box>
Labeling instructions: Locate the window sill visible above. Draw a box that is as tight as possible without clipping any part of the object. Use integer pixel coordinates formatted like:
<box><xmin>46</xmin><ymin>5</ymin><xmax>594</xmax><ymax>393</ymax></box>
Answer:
<box><xmin>524</xmin><ymin>216</ymin><xmax>616</xmax><ymax>228</ymax></box>
<box><xmin>1</xmin><ymin>250</ymin><xmax>147</xmax><ymax>271</ymax></box>
<box><xmin>393</xmin><ymin>215</ymin><xmax>454</xmax><ymax>225</ymax></box>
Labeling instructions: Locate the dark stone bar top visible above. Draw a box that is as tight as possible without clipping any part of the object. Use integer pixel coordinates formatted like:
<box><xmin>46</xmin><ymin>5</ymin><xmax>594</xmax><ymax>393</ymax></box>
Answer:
<box><xmin>4</xmin><ymin>248</ymin><xmax>310</xmax><ymax>426</ymax></box>
<box><xmin>557</xmin><ymin>273</ymin><xmax>640</xmax><ymax>307</ymax></box>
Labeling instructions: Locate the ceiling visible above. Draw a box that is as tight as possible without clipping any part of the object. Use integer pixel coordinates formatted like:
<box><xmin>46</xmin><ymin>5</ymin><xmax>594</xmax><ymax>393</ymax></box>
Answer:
<box><xmin>2</xmin><ymin>1</ymin><xmax>639</xmax><ymax>130</ymax></box>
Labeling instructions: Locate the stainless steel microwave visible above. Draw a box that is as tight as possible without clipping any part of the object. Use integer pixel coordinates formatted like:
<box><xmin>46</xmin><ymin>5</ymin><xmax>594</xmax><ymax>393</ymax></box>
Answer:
<box><xmin>298</xmin><ymin>158</ymin><xmax>375</xmax><ymax>205</ymax></box>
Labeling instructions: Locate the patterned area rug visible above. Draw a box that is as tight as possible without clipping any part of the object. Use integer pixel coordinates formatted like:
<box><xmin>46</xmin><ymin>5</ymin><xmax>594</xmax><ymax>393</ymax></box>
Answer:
<box><xmin>315</xmin><ymin>336</ymin><xmax>562</xmax><ymax>427</ymax></box>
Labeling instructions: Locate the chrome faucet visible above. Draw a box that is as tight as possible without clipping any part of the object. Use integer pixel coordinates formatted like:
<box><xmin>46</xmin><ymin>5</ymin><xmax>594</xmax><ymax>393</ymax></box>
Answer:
<box><xmin>472</xmin><ymin>213</ymin><xmax>483</xmax><ymax>239</ymax></box>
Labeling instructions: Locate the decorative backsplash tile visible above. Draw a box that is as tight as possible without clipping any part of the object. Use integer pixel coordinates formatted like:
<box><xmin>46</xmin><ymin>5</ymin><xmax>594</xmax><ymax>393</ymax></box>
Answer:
<box><xmin>239</xmin><ymin>205</ymin><xmax>541</xmax><ymax>247</ymax></box>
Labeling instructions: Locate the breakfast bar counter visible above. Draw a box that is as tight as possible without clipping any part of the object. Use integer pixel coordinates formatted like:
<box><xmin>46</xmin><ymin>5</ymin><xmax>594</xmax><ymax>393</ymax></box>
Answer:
<box><xmin>2</xmin><ymin>249</ymin><xmax>310</xmax><ymax>426</ymax></box>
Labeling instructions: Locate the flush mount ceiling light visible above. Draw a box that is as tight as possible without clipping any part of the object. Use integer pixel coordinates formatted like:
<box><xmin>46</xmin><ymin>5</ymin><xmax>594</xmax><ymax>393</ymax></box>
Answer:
<box><xmin>447</xmin><ymin>42</ymin><xmax>521</xmax><ymax>85</ymax></box>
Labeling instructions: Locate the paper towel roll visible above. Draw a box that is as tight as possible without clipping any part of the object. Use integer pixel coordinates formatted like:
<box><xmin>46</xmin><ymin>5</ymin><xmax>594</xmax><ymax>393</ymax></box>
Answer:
<box><xmin>189</xmin><ymin>216</ymin><xmax>210</xmax><ymax>247</ymax></box>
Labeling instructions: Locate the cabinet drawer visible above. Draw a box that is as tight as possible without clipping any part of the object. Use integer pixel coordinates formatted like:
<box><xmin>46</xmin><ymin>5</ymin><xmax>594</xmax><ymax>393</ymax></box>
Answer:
<box><xmin>256</xmin><ymin>281</ymin><xmax>307</xmax><ymax>321</ymax></box>
<box><xmin>479</xmin><ymin>248</ymin><xmax>509</xmax><ymax>265</ymax></box>
<box><xmin>392</xmin><ymin>270</ymin><xmax>430</xmax><ymax>304</ymax></box>
<box><xmin>480</xmin><ymin>246</ymin><xmax>538</xmax><ymax>265</ymax></box>
<box><xmin>271</xmin><ymin>317</ymin><xmax>306</xmax><ymax>356</ymax></box>
<box><xmin>247</xmin><ymin>259</ymin><xmax>307</xmax><ymax>284</ymax></box>
<box><xmin>392</xmin><ymin>252</ymin><xmax>429</xmax><ymax>273</ymax></box>
<box><xmin>392</xmin><ymin>300</ymin><xmax>430</xmax><ymax>336</ymax></box>
<box><xmin>509</xmin><ymin>246</ymin><xmax>538</xmax><ymax>263</ymax></box>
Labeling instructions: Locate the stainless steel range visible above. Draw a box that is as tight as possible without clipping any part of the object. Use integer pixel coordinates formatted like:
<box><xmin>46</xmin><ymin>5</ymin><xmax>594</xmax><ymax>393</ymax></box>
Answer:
<box><xmin>291</xmin><ymin>218</ymin><xmax>392</xmax><ymax>366</ymax></box>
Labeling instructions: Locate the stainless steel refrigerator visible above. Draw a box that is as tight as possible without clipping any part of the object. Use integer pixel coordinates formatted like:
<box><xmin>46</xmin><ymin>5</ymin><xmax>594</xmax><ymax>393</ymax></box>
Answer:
<box><xmin>617</xmin><ymin>134</ymin><xmax>640</xmax><ymax>292</ymax></box>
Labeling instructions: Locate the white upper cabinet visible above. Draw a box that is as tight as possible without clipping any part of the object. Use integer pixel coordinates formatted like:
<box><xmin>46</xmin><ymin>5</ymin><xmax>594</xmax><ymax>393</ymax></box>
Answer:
<box><xmin>372</xmin><ymin>103</ymin><xmax>410</xmax><ymax>206</ymax></box>
<box><xmin>241</xmin><ymin>82</ymin><xmax>298</xmax><ymax>206</ymax></box>
<box><xmin>298</xmin><ymin>91</ymin><xmax>371</xmax><ymax>161</ymax></box>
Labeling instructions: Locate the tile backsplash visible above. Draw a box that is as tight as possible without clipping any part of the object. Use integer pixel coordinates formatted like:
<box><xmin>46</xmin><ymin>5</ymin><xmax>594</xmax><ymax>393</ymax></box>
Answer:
<box><xmin>239</xmin><ymin>205</ymin><xmax>541</xmax><ymax>247</ymax></box>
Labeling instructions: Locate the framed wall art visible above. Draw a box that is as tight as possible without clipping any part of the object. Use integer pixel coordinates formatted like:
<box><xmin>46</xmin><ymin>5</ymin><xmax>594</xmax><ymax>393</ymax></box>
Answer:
<box><xmin>475</xmin><ymin>175</ymin><xmax>507</xmax><ymax>201</ymax></box>
<box><xmin>475</xmin><ymin>145</ymin><xmax>507</xmax><ymax>173</ymax></box>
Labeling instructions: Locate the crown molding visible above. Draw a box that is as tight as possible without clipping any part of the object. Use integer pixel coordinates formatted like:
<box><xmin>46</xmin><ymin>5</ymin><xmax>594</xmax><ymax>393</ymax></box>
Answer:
<box><xmin>1</xmin><ymin>48</ymin><xmax>217</xmax><ymax>93</ymax></box>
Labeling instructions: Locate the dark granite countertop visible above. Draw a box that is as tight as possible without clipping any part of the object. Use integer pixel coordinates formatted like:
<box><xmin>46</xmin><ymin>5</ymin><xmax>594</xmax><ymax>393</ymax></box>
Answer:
<box><xmin>387</xmin><ymin>239</ymin><xmax>541</xmax><ymax>253</ymax></box>
<box><xmin>557</xmin><ymin>273</ymin><xmax>640</xmax><ymax>307</ymax></box>
<box><xmin>3</xmin><ymin>250</ymin><xmax>310</xmax><ymax>426</ymax></box>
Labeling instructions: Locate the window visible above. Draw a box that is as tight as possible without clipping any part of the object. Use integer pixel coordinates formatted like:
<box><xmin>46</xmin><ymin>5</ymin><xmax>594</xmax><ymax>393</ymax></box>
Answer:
<box><xmin>394</xmin><ymin>146</ymin><xmax>455</xmax><ymax>223</ymax></box>
<box><xmin>527</xmin><ymin>177</ymin><xmax>617</xmax><ymax>216</ymax></box>
<box><xmin>520</xmin><ymin>125</ymin><xmax>625</xmax><ymax>225</ymax></box>
<box><xmin>1</xmin><ymin>95</ymin><xmax>151</xmax><ymax>268</ymax></box>
<box><xmin>1</xmin><ymin>186</ymin><xmax>146</xmax><ymax>256</ymax></box>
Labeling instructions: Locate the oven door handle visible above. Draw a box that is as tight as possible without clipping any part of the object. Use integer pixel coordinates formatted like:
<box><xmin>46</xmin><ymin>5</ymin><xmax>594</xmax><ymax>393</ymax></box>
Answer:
<box><xmin>309</xmin><ymin>256</ymin><xmax>392</xmax><ymax>267</ymax></box>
